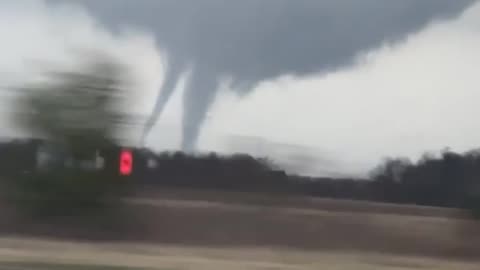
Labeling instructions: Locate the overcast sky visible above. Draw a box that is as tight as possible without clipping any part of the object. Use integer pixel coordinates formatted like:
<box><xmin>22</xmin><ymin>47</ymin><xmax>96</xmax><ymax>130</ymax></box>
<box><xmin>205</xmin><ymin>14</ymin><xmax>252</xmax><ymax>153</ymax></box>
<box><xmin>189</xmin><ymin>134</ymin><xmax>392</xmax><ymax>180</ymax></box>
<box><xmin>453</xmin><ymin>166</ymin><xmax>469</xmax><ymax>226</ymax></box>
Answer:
<box><xmin>1</xmin><ymin>0</ymin><xmax>479</xmax><ymax>176</ymax></box>
<box><xmin>69</xmin><ymin>0</ymin><xmax>474</xmax><ymax>154</ymax></box>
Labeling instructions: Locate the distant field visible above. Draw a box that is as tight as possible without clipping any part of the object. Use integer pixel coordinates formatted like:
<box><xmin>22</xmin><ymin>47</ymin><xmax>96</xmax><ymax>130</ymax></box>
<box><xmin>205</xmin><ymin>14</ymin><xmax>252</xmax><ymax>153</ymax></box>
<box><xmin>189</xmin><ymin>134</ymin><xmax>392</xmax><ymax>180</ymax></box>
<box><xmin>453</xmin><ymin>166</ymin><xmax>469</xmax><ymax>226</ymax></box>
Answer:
<box><xmin>1</xmin><ymin>187</ymin><xmax>480</xmax><ymax>263</ymax></box>
<box><xmin>134</xmin><ymin>187</ymin><xmax>468</xmax><ymax>218</ymax></box>
<box><xmin>122</xmin><ymin>195</ymin><xmax>480</xmax><ymax>259</ymax></box>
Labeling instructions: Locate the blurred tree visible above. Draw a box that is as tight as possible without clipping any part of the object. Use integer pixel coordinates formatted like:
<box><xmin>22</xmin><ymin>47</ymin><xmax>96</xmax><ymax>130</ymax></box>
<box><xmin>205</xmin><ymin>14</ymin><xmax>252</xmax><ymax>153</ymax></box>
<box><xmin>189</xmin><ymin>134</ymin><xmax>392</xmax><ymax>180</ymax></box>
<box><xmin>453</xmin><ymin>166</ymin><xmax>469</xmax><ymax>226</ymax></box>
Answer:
<box><xmin>6</xmin><ymin>51</ymin><xmax>134</xmax><ymax>217</ymax></box>
<box><xmin>13</xmin><ymin>51</ymin><xmax>130</xmax><ymax>160</ymax></box>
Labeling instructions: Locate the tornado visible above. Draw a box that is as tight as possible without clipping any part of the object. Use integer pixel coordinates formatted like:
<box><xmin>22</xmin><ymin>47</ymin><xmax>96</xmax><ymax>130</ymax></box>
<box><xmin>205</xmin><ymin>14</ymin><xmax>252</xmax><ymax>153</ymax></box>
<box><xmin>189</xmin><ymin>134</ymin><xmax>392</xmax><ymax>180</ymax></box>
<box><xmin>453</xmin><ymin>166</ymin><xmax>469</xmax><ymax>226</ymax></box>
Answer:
<box><xmin>67</xmin><ymin>0</ymin><xmax>475</xmax><ymax>151</ymax></box>
<box><xmin>181</xmin><ymin>67</ymin><xmax>219</xmax><ymax>152</ymax></box>
<box><xmin>141</xmin><ymin>58</ymin><xmax>184</xmax><ymax>146</ymax></box>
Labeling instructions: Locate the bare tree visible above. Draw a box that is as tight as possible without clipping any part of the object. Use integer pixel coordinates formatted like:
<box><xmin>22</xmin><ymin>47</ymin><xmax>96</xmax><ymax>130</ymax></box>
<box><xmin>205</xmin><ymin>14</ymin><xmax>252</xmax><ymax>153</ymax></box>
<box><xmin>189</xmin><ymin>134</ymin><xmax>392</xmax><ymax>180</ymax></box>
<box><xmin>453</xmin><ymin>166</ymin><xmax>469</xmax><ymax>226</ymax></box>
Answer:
<box><xmin>7</xmin><ymin>51</ymin><xmax>134</xmax><ymax>217</ymax></box>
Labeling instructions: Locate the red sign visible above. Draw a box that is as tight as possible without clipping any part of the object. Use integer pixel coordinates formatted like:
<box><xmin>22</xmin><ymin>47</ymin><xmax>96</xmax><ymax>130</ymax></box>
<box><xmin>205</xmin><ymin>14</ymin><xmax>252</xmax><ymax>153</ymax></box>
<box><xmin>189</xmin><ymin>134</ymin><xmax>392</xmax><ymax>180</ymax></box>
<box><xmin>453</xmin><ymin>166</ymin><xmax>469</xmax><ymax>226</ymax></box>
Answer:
<box><xmin>119</xmin><ymin>149</ymin><xmax>133</xmax><ymax>176</ymax></box>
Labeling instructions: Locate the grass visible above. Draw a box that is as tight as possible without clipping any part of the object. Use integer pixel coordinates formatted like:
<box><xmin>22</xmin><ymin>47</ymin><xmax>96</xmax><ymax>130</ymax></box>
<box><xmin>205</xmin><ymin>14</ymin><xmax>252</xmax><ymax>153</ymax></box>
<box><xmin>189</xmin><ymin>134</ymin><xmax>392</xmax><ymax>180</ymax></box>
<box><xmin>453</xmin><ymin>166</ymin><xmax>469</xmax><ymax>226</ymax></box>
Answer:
<box><xmin>0</xmin><ymin>261</ymin><xmax>146</xmax><ymax>270</ymax></box>
<box><xmin>0</xmin><ymin>237</ymin><xmax>479</xmax><ymax>270</ymax></box>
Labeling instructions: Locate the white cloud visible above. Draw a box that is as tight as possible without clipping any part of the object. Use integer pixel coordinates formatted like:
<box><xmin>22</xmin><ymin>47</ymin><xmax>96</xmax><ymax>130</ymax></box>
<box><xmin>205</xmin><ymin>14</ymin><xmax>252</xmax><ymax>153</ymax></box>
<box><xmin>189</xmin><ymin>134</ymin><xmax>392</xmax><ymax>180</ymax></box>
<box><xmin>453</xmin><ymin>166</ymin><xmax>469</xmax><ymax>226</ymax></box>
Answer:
<box><xmin>198</xmin><ymin>2</ymin><xmax>480</xmax><ymax>176</ymax></box>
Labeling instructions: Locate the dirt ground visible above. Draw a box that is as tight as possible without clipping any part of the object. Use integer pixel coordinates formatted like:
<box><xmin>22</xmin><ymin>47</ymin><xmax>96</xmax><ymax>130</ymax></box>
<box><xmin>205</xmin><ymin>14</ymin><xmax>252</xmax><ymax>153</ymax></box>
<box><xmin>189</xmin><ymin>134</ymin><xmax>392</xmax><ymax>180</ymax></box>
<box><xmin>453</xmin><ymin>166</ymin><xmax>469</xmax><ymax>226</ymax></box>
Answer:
<box><xmin>135</xmin><ymin>187</ymin><xmax>467</xmax><ymax>218</ymax></box>
<box><xmin>0</xmin><ymin>237</ymin><xmax>478</xmax><ymax>270</ymax></box>
<box><xmin>1</xmin><ymin>188</ymin><xmax>480</xmax><ymax>267</ymax></box>
<box><xmin>123</xmin><ymin>196</ymin><xmax>480</xmax><ymax>258</ymax></box>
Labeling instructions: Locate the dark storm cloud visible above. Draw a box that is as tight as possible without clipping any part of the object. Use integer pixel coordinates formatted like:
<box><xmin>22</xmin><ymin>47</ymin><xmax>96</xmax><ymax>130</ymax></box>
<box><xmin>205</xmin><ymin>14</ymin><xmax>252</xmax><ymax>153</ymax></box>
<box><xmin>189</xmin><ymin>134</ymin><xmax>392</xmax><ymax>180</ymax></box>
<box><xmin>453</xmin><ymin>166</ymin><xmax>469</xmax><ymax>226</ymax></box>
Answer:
<box><xmin>51</xmin><ymin>0</ymin><xmax>474</xmax><ymax>151</ymax></box>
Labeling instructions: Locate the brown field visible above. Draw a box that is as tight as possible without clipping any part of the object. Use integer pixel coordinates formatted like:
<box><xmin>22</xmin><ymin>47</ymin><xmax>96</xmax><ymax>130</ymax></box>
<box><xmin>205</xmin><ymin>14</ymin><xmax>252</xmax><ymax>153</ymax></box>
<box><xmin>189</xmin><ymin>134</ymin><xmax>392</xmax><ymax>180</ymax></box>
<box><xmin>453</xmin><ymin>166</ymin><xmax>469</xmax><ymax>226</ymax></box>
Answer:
<box><xmin>1</xmin><ymin>187</ymin><xmax>480</xmax><ymax>269</ymax></box>
<box><xmin>135</xmin><ymin>187</ymin><xmax>468</xmax><ymax>218</ymax></box>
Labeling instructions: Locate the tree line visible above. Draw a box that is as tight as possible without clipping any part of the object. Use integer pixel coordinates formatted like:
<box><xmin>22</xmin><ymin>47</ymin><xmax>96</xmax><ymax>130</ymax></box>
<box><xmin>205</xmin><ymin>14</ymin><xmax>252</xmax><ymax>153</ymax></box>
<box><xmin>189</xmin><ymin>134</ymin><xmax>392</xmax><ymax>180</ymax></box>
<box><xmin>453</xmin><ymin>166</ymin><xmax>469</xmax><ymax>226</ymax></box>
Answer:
<box><xmin>1</xmin><ymin>139</ymin><xmax>479</xmax><ymax>213</ymax></box>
